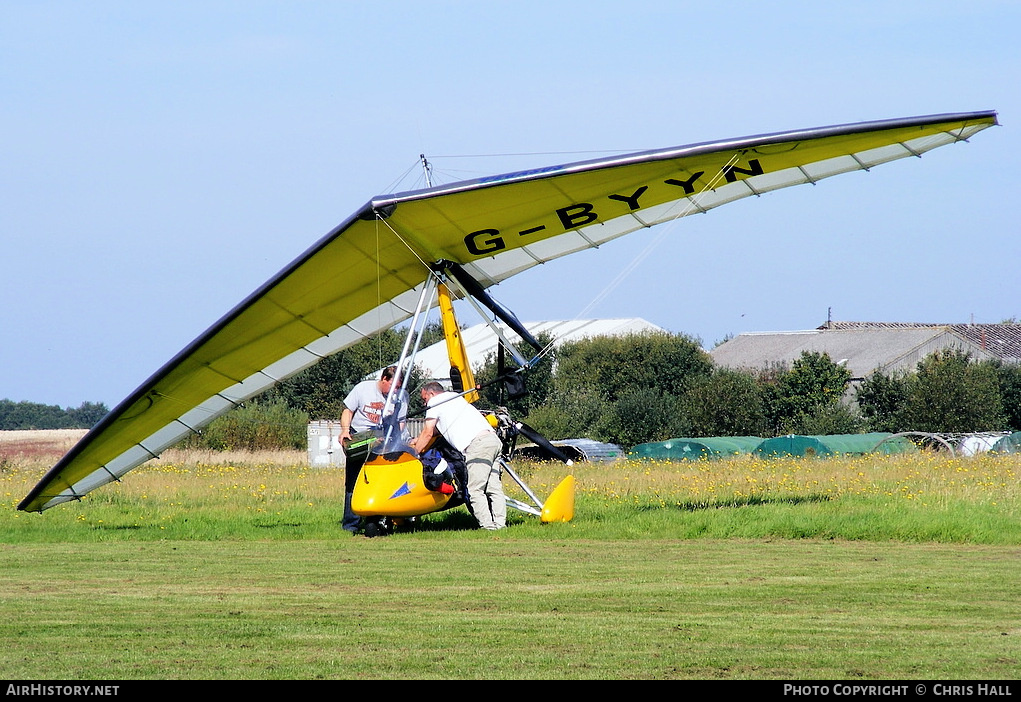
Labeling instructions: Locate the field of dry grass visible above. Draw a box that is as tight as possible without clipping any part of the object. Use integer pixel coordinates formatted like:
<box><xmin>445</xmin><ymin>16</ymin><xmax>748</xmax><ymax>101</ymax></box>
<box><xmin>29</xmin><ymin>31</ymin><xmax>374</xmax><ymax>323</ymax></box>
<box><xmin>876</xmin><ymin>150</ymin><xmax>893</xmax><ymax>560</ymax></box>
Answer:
<box><xmin>4</xmin><ymin>430</ymin><xmax>1020</xmax><ymax>544</ymax></box>
<box><xmin>0</xmin><ymin>429</ymin><xmax>87</xmax><ymax>460</ymax></box>
<box><xmin>0</xmin><ymin>430</ymin><xmax>304</xmax><ymax>465</ymax></box>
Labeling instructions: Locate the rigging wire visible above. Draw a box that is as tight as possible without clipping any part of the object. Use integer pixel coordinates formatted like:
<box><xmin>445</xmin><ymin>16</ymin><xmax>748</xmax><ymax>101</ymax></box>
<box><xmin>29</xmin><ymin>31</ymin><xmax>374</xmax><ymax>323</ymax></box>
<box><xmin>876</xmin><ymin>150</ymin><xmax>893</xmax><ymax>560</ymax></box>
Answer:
<box><xmin>575</xmin><ymin>151</ymin><xmax>743</xmax><ymax>320</ymax></box>
<box><xmin>372</xmin><ymin>214</ymin><xmax>434</xmax><ymax>275</ymax></box>
<box><xmin>377</xmin><ymin>149</ymin><xmax>747</xmax><ymax>374</ymax></box>
<box><xmin>385</xmin><ymin>150</ymin><xmax>642</xmax><ymax>193</ymax></box>
<box><xmin>432</xmin><ymin>149</ymin><xmax>640</xmax><ymax>159</ymax></box>
<box><xmin>375</xmin><ymin>149</ymin><xmax>751</xmax><ymax>371</ymax></box>
<box><xmin>531</xmin><ymin>152</ymin><xmax>746</xmax><ymax>364</ymax></box>
<box><xmin>380</xmin><ymin>159</ymin><xmax>424</xmax><ymax>194</ymax></box>
<box><xmin>374</xmin><ymin>216</ymin><xmax>385</xmax><ymax>370</ymax></box>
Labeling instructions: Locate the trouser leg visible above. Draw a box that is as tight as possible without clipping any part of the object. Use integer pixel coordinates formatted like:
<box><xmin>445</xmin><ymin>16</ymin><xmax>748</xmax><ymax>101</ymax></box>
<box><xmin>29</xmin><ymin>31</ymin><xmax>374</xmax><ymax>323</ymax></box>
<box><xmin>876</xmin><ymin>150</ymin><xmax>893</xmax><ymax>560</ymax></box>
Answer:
<box><xmin>466</xmin><ymin>461</ymin><xmax>495</xmax><ymax>529</ymax></box>
<box><xmin>464</xmin><ymin>433</ymin><xmax>505</xmax><ymax>530</ymax></box>
<box><xmin>342</xmin><ymin>493</ymin><xmax>360</xmax><ymax>532</ymax></box>
<box><xmin>487</xmin><ymin>459</ymin><xmax>507</xmax><ymax>528</ymax></box>
<box><xmin>342</xmin><ymin>449</ymin><xmax>366</xmax><ymax>532</ymax></box>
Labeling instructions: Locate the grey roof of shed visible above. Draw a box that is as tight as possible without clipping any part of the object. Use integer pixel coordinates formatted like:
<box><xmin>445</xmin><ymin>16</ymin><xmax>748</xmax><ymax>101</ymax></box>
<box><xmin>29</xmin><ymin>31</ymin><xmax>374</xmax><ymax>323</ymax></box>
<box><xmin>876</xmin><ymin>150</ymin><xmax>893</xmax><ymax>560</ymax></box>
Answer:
<box><xmin>821</xmin><ymin>322</ymin><xmax>1021</xmax><ymax>362</ymax></box>
<box><xmin>710</xmin><ymin>325</ymin><xmax>1000</xmax><ymax>379</ymax></box>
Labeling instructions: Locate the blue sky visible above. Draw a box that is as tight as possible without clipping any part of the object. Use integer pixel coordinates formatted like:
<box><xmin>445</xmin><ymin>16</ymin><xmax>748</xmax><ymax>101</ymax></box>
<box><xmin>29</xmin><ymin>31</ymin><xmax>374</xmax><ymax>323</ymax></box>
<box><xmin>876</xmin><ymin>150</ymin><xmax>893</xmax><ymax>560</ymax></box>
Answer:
<box><xmin>2</xmin><ymin>1</ymin><xmax>1018</xmax><ymax>407</ymax></box>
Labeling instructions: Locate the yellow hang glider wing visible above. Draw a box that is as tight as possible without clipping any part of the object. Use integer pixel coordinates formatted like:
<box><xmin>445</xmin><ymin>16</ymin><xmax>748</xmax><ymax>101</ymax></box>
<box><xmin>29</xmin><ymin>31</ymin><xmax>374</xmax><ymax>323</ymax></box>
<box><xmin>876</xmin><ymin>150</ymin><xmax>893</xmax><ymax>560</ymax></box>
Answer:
<box><xmin>20</xmin><ymin>111</ymin><xmax>997</xmax><ymax>512</ymax></box>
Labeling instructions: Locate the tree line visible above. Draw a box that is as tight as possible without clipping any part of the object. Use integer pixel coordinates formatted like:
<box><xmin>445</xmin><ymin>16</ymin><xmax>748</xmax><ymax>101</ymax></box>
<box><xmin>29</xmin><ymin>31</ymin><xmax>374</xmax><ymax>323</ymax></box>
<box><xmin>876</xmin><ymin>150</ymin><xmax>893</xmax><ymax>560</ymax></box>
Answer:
<box><xmin>178</xmin><ymin>326</ymin><xmax>443</xmax><ymax>451</ymax></box>
<box><xmin>499</xmin><ymin>334</ymin><xmax>1021</xmax><ymax>449</ymax></box>
<box><xmin>188</xmin><ymin>327</ymin><xmax>1021</xmax><ymax>452</ymax></box>
<box><xmin>16</xmin><ymin>326</ymin><xmax>1016</xmax><ymax>451</ymax></box>
<box><xmin>0</xmin><ymin>399</ymin><xmax>109</xmax><ymax>431</ymax></box>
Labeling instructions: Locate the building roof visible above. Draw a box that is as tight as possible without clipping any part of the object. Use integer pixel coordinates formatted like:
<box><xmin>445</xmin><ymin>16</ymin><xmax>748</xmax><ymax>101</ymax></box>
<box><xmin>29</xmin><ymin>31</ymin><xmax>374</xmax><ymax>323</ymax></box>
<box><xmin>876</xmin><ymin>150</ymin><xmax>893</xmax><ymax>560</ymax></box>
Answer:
<box><xmin>819</xmin><ymin>322</ymin><xmax>1021</xmax><ymax>363</ymax></box>
<box><xmin>412</xmin><ymin>318</ymin><xmax>666</xmax><ymax>381</ymax></box>
<box><xmin>710</xmin><ymin>324</ymin><xmax>1004</xmax><ymax>379</ymax></box>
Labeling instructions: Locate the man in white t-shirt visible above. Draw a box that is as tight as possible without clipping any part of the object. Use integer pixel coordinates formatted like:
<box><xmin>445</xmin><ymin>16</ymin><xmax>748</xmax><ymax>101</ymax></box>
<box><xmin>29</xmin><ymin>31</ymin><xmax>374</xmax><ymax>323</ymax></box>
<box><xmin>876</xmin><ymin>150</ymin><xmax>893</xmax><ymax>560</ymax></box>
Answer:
<box><xmin>410</xmin><ymin>381</ymin><xmax>506</xmax><ymax>530</ymax></box>
<box><xmin>338</xmin><ymin>366</ymin><xmax>409</xmax><ymax>533</ymax></box>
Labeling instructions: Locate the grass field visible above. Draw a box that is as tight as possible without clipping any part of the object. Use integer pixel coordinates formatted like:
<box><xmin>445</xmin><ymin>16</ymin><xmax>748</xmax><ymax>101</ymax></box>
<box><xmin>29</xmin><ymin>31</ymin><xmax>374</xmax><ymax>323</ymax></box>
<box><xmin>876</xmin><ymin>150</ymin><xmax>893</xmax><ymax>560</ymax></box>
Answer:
<box><xmin>1</xmin><ymin>431</ymin><xmax>1018</xmax><ymax>680</ymax></box>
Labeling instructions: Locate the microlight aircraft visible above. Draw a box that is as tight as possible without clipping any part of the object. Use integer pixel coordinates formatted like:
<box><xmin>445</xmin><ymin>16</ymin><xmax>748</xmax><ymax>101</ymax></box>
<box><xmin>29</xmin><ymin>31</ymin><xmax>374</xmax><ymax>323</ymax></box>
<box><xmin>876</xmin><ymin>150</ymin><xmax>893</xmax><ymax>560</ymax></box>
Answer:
<box><xmin>19</xmin><ymin>111</ymin><xmax>998</xmax><ymax>516</ymax></box>
<box><xmin>347</xmin><ymin>273</ymin><xmax>578</xmax><ymax>535</ymax></box>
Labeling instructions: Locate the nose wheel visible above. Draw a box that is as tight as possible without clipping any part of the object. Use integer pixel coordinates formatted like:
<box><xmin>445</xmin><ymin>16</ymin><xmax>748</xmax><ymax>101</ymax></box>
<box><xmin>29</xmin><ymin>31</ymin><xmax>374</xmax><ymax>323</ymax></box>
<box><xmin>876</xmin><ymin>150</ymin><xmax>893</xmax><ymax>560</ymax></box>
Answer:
<box><xmin>362</xmin><ymin>516</ymin><xmax>416</xmax><ymax>537</ymax></box>
<box><xmin>362</xmin><ymin>519</ymin><xmax>386</xmax><ymax>538</ymax></box>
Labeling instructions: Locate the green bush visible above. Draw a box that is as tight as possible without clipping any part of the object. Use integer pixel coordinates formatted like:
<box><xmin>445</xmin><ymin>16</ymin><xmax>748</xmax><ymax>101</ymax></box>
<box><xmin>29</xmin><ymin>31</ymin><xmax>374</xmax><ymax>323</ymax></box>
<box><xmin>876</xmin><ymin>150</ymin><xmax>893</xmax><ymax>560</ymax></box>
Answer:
<box><xmin>183</xmin><ymin>400</ymin><xmax>309</xmax><ymax>451</ymax></box>
<box><xmin>554</xmin><ymin>331</ymin><xmax>712</xmax><ymax>402</ymax></box>
<box><xmin>680</xmin><ymin>368</ymin><xmax>767</xmax><ymax>437</ymax></box>
<box><xmin>789</xmin><ymin>402</ymin><xmax>867</xmax><ymax>436</ymax></box>
<box><xmin>525</xmin><ymin>331</ymin><xmax>712</xmax><ymax>446</ymax></box>
<box><xmin>760</xmin><ymin>351</ymin><xmax>852</xmax><ymax>435</ymax></box>
<box><xmin>899</xmin><ymin>350</ymin><xmax>1006</xmax><ymax>433</ymax></box>
<box><xmin>996</xmin><ymin>361</ymin><xmax>1021</xmax><ymax>431</ymax></box>
<box><xmin>263</xmin><ymin>326</ymin><xmax>433</xmax><ymax>419</ymax></box>
<box><xmin>525</xmin><ymin>386</ymin><xmax>608</xmax><ymax>441</ymax></box>
<box><xmin>597</xmin><ymin>388</ymin><xmax>686</xmax><ymax>448</ymax></box>
<box><xmin>856</xmin><ymin>370</ymin><xmax>910</xmax><ymax>433</ymax></box>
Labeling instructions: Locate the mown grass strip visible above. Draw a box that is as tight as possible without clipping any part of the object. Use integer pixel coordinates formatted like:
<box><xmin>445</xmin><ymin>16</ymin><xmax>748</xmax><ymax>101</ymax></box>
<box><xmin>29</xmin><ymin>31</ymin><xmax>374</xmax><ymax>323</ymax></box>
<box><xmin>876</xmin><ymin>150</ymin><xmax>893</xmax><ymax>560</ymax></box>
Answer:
<box><xmin>1</xmin><ymin>448</ymin><xmax>1018</xmax><ymax>679</ymax></box>
<box><xmin>0</xmin><ymin>539</ymin><xmax>1017</xmax><ymax>680</ymax></box>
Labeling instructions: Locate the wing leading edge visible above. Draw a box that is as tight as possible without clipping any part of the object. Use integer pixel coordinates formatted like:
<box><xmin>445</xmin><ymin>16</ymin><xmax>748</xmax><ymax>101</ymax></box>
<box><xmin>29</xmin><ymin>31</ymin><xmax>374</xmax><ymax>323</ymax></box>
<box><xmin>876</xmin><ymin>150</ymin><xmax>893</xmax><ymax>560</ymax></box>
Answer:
<box><xmin>19</xmin><ymin>110</ymin><xmax>998</xmax><ymax>512</ymax></box>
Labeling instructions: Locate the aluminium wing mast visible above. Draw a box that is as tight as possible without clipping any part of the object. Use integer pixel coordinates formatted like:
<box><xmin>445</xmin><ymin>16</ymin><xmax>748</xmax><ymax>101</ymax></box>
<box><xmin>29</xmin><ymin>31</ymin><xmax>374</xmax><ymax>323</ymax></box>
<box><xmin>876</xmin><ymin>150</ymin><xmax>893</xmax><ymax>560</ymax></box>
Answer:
<box><xmin>378</xmin><ymin>274</ymin><xmax>439</xmax><ymax>451</ymax></box>
<box><xmin>433</xmin><ymin>260</ymin><xmax>545</xmax><ymax>368</ymax></box>
<box><xmin>420</xmin><ymin>154</ymin><xmax>434</xmax><ymax>188</ymax></box>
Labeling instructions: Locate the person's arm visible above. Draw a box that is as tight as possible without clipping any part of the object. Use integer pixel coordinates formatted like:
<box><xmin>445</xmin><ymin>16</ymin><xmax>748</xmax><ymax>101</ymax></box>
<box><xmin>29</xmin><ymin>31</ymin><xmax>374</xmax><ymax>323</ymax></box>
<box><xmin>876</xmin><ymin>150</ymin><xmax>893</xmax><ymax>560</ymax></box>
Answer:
<box><xmin>340</xmin><ymin>407</ymin><xmax>354</xmax><ymax>445</ymax></box>
<box><xmin>409</xmin><ymin>418</ymin><xmax>438</xmax><ymax>454</ymax></box>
